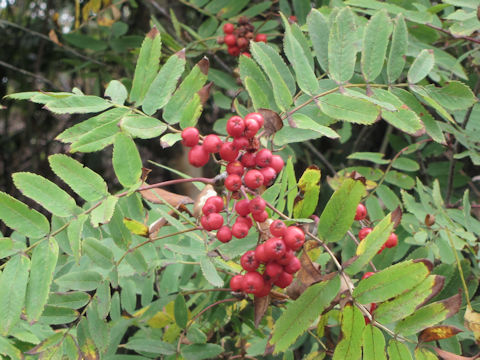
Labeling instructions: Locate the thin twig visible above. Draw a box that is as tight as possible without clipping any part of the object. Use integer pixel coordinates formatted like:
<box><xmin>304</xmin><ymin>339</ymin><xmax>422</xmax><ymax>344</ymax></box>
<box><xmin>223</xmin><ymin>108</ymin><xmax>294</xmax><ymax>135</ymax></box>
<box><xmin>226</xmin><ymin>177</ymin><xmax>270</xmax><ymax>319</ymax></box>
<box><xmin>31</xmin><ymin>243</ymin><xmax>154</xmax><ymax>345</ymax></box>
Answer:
<box><xmin>425</xmin><ymin>23</ymin><xmax>480</xmax><ymax>45</ymax></box>
<box><xmin>304</xmin><ymin>141</ymin><xmax>336</xmax><ymax>176</ymax></box>
<box><xmin>0</xmin><ymin>60</ymin><xmax>57</xmax><ymax>89</ymax></box>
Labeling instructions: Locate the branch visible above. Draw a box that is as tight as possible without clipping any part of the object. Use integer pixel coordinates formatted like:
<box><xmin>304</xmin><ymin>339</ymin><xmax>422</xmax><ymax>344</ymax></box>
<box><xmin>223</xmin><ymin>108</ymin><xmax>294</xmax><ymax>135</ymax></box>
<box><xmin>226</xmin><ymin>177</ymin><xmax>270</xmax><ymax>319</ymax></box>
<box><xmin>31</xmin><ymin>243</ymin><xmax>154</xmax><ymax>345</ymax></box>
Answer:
<box><xmin>425</xmin><ymin>23</ymin><xmax>480</xmax><ymax>45</ymax></box>
<box><xmin>0</xmin><ymin>60</ymin><xmax>58</xmax><ymax>89</ymax></box>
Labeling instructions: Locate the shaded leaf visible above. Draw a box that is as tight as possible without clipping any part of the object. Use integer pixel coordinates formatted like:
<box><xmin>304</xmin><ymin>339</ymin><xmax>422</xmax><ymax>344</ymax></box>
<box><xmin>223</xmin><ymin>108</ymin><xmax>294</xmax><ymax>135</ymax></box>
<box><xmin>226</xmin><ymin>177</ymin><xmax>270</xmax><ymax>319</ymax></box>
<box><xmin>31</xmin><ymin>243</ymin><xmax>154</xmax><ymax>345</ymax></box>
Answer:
<box><xmin>174</xmin><ymin>294</ymin><xmax>188</xmax><ymax>329</ymax></box>
<box><xmin>317</xmin><ymin>93</ymin><xmax>380</xmax><ymax>124</ymax></box>
<box><xmin>424</xmin><ymin>81</ymin><xmax>476</xmax><ymax>111</ymax></box>
<box><xmin>408</xmin><ymin>49</ymin><xmax>435</xmax><ymax>84</ymax></box>
<box><xmin>182</xmin><ymin>344</ymin><xmax>223</xmax><ymax>360</ymax></box>
<box><xmin>55</xmin><ymin>270</ymin><xmax>103</xmax><ymax>291</ymax></box>
<box><xmin>199</xmin><ymin>257</ymin><xmax>223</xmax><ymax>287</ymax></box>
<box><xmin>387</xmin><ymin>14</ymin><xmax>408</xmax><ymax>83</ymax></box>
<box><xmin>307</xmin><ymin>9</ymin><xmax>329</xmax><ymax>72</ymax></box>
<box><xmin>113</xmin><ymin>133</ymin><xmax>142</xmax><ymax>188</ymax></box>
<box><xmin>83</xmin><ymin>237</ymin><xmax>114</xmax><ymax>269</ymax></box>
<box><xmin>124</xmin><ymin>338</ymin><xmax>176</xmax><ymax>355</ymax></box>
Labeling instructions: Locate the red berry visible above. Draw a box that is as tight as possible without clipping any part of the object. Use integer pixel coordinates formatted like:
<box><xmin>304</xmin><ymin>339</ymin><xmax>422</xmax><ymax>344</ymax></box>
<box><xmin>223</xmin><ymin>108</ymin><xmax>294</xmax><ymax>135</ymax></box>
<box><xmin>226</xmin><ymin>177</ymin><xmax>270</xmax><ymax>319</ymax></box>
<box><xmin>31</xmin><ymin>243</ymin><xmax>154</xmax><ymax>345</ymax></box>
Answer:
<box><xmin>270</xmin><ymin>220</ymin><xmax>286</xmax><ymax>237</ymax></box>
<box><xmin>260</xmin><ymin>167</ymin><xmax>277</xmax><ymax>186</ymax></box>
<box><xmin>355</xmin><ymin>203</ymin><xmax>367</xmax><ymax>221</ymax></box>
<box><xmin>227</xmin><ymin>46</ymin><xmax>240</xmax><ymax>56</ymax></box>
<box><xmin>236</xmin><ymin>216</ymin><xmax>253</xmax><ymax>229</ymax></box>
<box><xmin>205</xmin><ymin>196</ymin><xmax>224</xmax><ymax>212</ymax></box>
<box><xmin>255</xmin><ymin>33</ymin><xmax>267</xmax><ymax>43</ymax></box>
<box><xmin>274</xmin><ymin>271</ymin><xmax>293</xmax><ymax>288</ymax></box>
<box><xmin>241</xmin><ymin>250</ymin><xmax>259</xmax><ymax>271</ymax></box>
<box><xmin>220</xmin><ymin>142</ymin><xmax>239</xmax><ymax>162</ymax></box>
<box><xmin>255</xmin><ymin>244</ymin><xmax>269</xmax><ymax>263</ymax></box>
<box><xmin>270</xmin><ymin>155</ymin><xmax>284</xmax><ymax>173</ymax></box>
<box><xmin>241</xmin><ymin>52</ymin><xmax>251</xmax><ymax>58</ymax></box>
<box><xmin>235</xmin><ymin>199</ymin><xmax>250</xmax><ymax>216</ymax></box>
<box><xmin>237</xmin><ymin>37</ymin><xmax>249</xmax><ymax>49</ymax></box>
<box><xmin>240</xmin><ymin>152</ymin><xmax>256</xmax><ymax>168</ymax></box>
<box><xmin>362</xmin><ymin>271</ymin><xmax>375</xmax><ymax>280</ymax></box>
<box><xmin>205</xmin><ymin>213</ymin><xmax>223</xmax><ymax>230</ymax></box>
<box><xmin>256</xmin><ymin>149</ymin><xmax>272</xmax><ymax>167</ymax></box>
<box><xmin>264</xmin><ymin>237</ymin><xmax>286</xmax><ymax>260</ymax></box>
<box><xmin>244</xmin><ymin>169</ymin><xmax>264</xmax><ymax>189</ymax></box>
<box><xmin>265</xmin><ymin>262</ymin><xmax>283</xmax><ymax>280</ymax></box>
<box><xmin>202</xmin><ymin>202</ymin><xmax>217</xmax><ymax>215</ymax></box>
<box><xmin>217</xmin><ymin>226</ymin><xmax>232</xmax><ymax>243</ymax></box>
<box><xmin>358</xmin><ymin>227</ymin><xmax>372</xmax><ymax>241</ymax></box>
<box><xmin>284</xmin><ymin>256</ymin><xmax>301</xmax><ymax>274</ymax></box>
<box><xmin>230</xmin><ymin>274</ymin><xmax>244</xmax><ymax>291</ymax></box>
<box><xmin>255</xmin><ymin>281</ymin><xmax>271</xmax><ymax>297</ymax></box>
<box><xmin>200</xmin><ymin>215</ymin><xmax>212</xmax><ymax>231</ymax></box>
<box><xmin>244</xmin><ymin>118</ymin><xmax>260</xmax><ymax>138</ymax></box>
<box><xmin>224</xmin><ymin>34</ymin><xmax>237</xmax><ymax>46</ymax></box>
<box><xmin>289</xmin><ymin>15</ymin><xmax>297</xmax><ymax>22</ymax></box>
<box><xmin>232</xmin><ymin>136</ymin><xmax>249</xmax><ymax>150</ymax></box>
<box><xmin>283</xmin><ymin>226</ymin><xmax>305</xmax><ymax>251</ymax></box>
<box><xmin>226</xmin><ymin>116</ymin><xmax>246</xmax><ymax>138</ymax></box>
<box><xmin>277</xmin><ymin>248</ymin><xmax>294</xmax><ymax>266</ymax></box>
<box><xmin>225</xmin><ymin>174</ymin><xmax>242</xmax><ymax>191</ymax></box>
<box><xmin>232</xmin><ymin>222</ymin><xmax>249</xmax><ymax>239</ymax></box>
<box><xmin>223</xmin><ymin>23</ymin><xmax>234</xmax><ymax>34</ymax></box>
<box><xmin>385</xmin><ymin>233</ymin><xmax>398</xmax><ymax>248</ymax></box>
<box><xmin>249</xmin><ymin>197</ymin><xmax>266</xmax><ymax>214</ymax></box>
<box><xmin>188</xmin><ymin>145</ymin><xmax>209</xmax><ymax>167</ymax></box>
<box><xmin>243</xmin><ymin>271</ymin><xmax>265</xmax><ymax>296</ymax></box>
<box><xmin>370</xmin><ymin>302</ymin><xmax>377</xmax><ymax>312</ymax></box>
<box><xmin>377</xmin><ymin>243</ymin><xmax>387</xmax><ymax>254</ymax></box>
<box><xmin>252</xmin><ymin>210</ymin><xmax>268</xmax><ymax>222</ymax></box>
<box><xmin>181</xmin><ymin>127</ymin><xmax>200</xmax><ymax>147</ymax></box>
<box><xmin>226</xmin><ymin>161</ymin><xmax>244</xmax><ymax>176</ymax></box>
<box><xmin>245</xmin><ymin>113</ymin><xmax>264</xmax><ymax>128</ymax></box>
<box><xmin>203</xmin><ymin>134</ymin><xmax>223</xmax><ymax>153</ymax></box>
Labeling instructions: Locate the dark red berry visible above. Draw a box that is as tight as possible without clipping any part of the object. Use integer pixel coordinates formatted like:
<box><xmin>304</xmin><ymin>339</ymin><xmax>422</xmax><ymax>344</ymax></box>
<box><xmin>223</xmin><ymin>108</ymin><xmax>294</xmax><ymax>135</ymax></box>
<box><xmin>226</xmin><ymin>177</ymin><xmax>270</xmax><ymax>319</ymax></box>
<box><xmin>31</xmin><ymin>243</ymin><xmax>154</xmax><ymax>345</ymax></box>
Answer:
<box><xmin>260</xmin><ymin>167</ymin><xmax>277</xmax><ymax>186</ymax></box>
<box><xmin>224</xmin><ymin>34</ymin><xmax>237</xmax><ymax>46</ymax></box>
<box><xmin>240</xmin><ymin>152</ymin><xmax>256</xmax><ymax>168</ymax></box>
<box><xmin>385</xmin><ymin>233</ymin><xmax>398</xmax><ymax>248</ymax></box>
<box><xmin>181</xmin><ymin>127</ymin><xmax>200</xmax><ymax>147</ymax></box>
<box><xmin>244</xmin><ymin>169</ymin><xmax>264</xmax><ymax>189</ymax></box>
<box><xmin>228</xmin><ymin>46</ymin><xmax>240</xmax><ymax>56</ymax></box>
<box><xmin>217</xmin><ymin>226</ymin><xmax>232</xmax><ymax>243</ymax></box>
<box><xmin>255</xmin><ymin>281</ymin><xmax>271</xmax><ymax>297</ymax></box>
<box><xmin>188</xmin><ymin>145</ymin><xmax>209</xmax><ymax>167</ymax></box>
<box><xmin>270</xmin><ymin>155</ymin><xmax>284</xmax><ymax>173</ymax></box>
<box><xmin>244</xmin><ymin>118</ymin><xmax>260</xmax><ymax>138</ymax></box>
<box><xmin>225</xmin><ymin>174</ymin><xmax>242</xmax><ymax>191</ymax></box>
<box><xmin>235</xmin><ymin>199</ymin><xmax>250</xmax><ymax>217</ymax></box>
<box><xmin>355</xmin><ymin>203</ymin><xmax>367</xmax><ymax>221</ymax></box>
<box><xmin>284</xmin><ymin>256</ymin><xmax>301</xmax><ymax>274</ymax></box>
<box><xmin>226</xmin><ymin>161</ymin><xmax>244</xmax><ymax>176</ymax></box>
<box><xmin>289</xmin><ymin>15</ymin><xmax>297</xmax><ymax>22</ymax></box>
<box><xmin>283</xmin><ymin>226</ymin><xmax>305</xmax><ymax>251</ymax></box>
<box><xmin>255</xmin><ymin>33</ymin><xmax>267</xmax><ymax>43</ymax></box>
<box><xmin>205</xmin><ymin>196</ymin><xmax>224</xmax><ymax>212</ymax></box>
<box><xmin>243</xmin><ymin>271</ymin><xmax>265</xmax><ymax>296</ymax></box>
<box><xmin>226</xmin><ymin>116</ymin><xmax>246</xmax><ymax>138</ymax></box>
<box><xmin>202</xmin><ymin>202</ymin><xmax>217</xmax><ymax>215</ymax></box>
<box><xmin>277</xmin><ymin>248</ymin><xmax>294</xmax><ymax>266</ymax></box>
<box><xmin>232</xmin><ymin>222</ymin><xmax>249</xmax><ymax>238</ymax></box>
<box><xmin>220</xmin><ymin>142</ymin><xmax>239</xmax><ymax>162</ymax></box>
<box><xmin>274</xmin><ymin>271</ymin><xmax>293</xmax><ymax>288</ymax></box>
<box><xmin>241</xmin><ymin>52</ymin><xmax>251</xmax><ymax>58</ymax></box>
<box><xmin>236</xmin><ymin>216</ymin><xmax>253</xmax><ymax>229</ymax></box>
<box><xmin>203</xmin><ymin>134</ymin><xmax>223</xmax><ymax>153</ymax></box>
<box><xmin>265</xmin><ymin>262</ymin><xmax>283</xmax><ymax>280</ymax></box>
<box><xmin>232</xmin><ymin>136</ymin><xmax>249</xmax><ymax>150</ymax></box>
<box><xmin>241</xmin><ymin>250</ymin><xmax>259</xmax><ymax>271</ymax></box>
<box><xmin>205</xmin><ymin>213</ymin><xmax>223</xmax><ymax>230</ymax></box>
<box><xmin>237</xmin><ymin>37</ymin><xmax>249</xmax><ymax>49</ymax></box>
<box><xmin>252</xmin><ymin>210</ymin><xmax>268</xmax><ymax>222</ymax></box>
<box><xmin>358</xmin><ymin>227</ymin><xmax>372</xmax><ymax>241</ymax></box>
<box><xmin>362</xmin><ymin>272</ymin><xmax>375</xmax><ymax>280</ymax></box>
<box><xmin>249</xmin><ymin>197</ymin><xmax>266</xmax><ymax>214</ymax></box>
<box><xmin>264</xmin><ymin>237</ymin><xmax>286</xmax><ymax>260</ymax></box>
<box><xmin>256</xmin><ymin>149</ymin><xmax>272</xmax><ymax>167</ymax></box>
<box><xmin>270</xmin><ymin>220</ymin><xmax>286</xmax><ymax>237</ymax></box>
<box><xmin>245</xmin><ymin>113</ymin><xmax>264</xmax><ymax>128</ymax></box>
<box><xmin>200</xmin><ymin>215</ymin><xmax>212</xmax><ymax>231</ymax></box>
<box><xmin>230</xmin><ymin>274</ymin><xmax>244</xmax><ymax>291</ymax></box>
<box><xmin>255</xmin><ymin>244</ymin><xmax>269</xmax><ymax>263</ymax></box>
<box><xmin>223</xmin><ymin>23</ymin><xmax>234</xmax><ymax>34</ymax></box>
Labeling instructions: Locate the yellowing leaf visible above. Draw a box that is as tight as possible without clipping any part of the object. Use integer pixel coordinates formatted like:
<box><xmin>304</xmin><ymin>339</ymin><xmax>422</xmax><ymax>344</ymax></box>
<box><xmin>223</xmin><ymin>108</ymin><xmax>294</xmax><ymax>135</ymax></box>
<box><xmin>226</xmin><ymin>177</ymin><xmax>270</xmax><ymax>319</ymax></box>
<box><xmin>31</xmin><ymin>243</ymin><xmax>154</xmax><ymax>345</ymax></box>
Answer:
<box><xmin>123</xmin><ymin>217</ymin><xmax>148</xmax><ymax>237</ymax></box>
<box><xmin>419</xmin><ymin>325</ymin><xmax>462</xmax><ymax>342</ymax></box>
<box><xmin>294</xmin><ymin>166</ymin><xmax>321</xmax><ymax>219</ymax></box>
<box><xmin>464</xmin><ymin>305</ymin><xmax>480</xmax><ymax>344</ymax></box>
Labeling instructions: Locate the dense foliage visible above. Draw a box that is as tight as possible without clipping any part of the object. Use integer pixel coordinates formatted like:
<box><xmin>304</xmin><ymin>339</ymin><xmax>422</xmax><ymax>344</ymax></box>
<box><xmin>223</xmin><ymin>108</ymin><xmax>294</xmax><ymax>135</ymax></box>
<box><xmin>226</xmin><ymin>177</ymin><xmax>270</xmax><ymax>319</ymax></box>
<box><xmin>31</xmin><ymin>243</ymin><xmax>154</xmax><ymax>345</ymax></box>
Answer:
<box><xmin>0</xmin><ymin>0</ymin><xmax>480</xmax><ymax>359</ymax></box>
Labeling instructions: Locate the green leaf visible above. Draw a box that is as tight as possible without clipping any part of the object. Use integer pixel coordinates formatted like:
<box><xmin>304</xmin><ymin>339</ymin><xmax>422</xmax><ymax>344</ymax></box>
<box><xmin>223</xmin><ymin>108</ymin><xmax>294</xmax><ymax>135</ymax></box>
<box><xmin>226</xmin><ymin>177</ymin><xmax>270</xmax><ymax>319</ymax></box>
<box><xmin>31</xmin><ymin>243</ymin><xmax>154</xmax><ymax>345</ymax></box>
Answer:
<box><xmin>13</xmin><ymin>172</ymin><xmax>78</xmax><ymax>217</ymax></box>
<box><xmin>361</xmin><ymin>10</ymin><xmax>392</xmax><ymax>82</ymax></box>
<box><xmin>408</xmin><ymin>49</ymin><xmax>435</xmax><ymax>84</ymax></box>
<box><xmin>48</xmin><ymin>291</ymin><xmax>90</xmax><ymax>309</ymax></box>
<box><xmin>181</xmin><ymin>344</ymin><xmax>223</xmax><ymax>360</ymax></box>
<box><xmin>130</xmin><ymin>28</ymin><xmax>162</xmax><ymax>105</ymax></box>
<box><xmin>239</xmin><ymin>55</ymin><xmax>275</xmax><ymax>110</ymax></box>
<box><xmin>395</xmin><ymin>293</ymin><xmax>461</xmax><ymax>336</ymax></box>
<box><xmin>384</xmin><ymin>170</ymin><xmax>415</xmax><ymax>189</ymax></box>
<box><xmin>414</xmin><ymin>348</ymin><xmax>438</xmax><ymax>360</ymax></box>
<box><xmin>424</xmin><ymin>81</ymin><xmax>476</xmax><ymax>111</ymax></box>
<box><xmin>0</xmin><ymin>335</ymin><xmax>25</xmax><ymax>359</ymax></box>
<box><xmin>45</xmin><ymin>95</ymin><xmax>112</xmax><ymax>114</ymax></box>
<box><xmin>49</xmin><ymin>154</ymin><xmax>108</xmax><ymax>202</ymax></box>
<box><xmin>282</xmin><ymin>14</ymin><xmax>319</xmax><ymax>95</ymax></box>
<box><xmin>374</xmin><ymin>275</ymin><xmax>443</xmax><ymax>324</ymax></box>
<box><xmin>251</xmin><ymin>42</ymin><xmax>294</xmax><ymax>111</ymax></box>
<box><xmin>0</xmin><ymin>191</ymin><xmax>49</xmax><ymax>238</ymax></box>
<box><xmin>174</xmin><ymin>294</ymin><xmax>188</xmax><ymax>329</ymax></box>
<box><xmin>307</xmin><ymin>9</ymin><xmax>329</xmax><ymax>72</ymax></box>
<box><xmin>199</xmin><ymin>256</ymin><xmax>223</xmax><ymax>287</ymax></box>
<box><xmin>83</xmin><ymin>237</ymin><xmax>114</xmax><ymax>269</ymax></box>
<box><xmin>113</xmin><ymin>133</ymin><xmax>142</xmax><ymax>188</ymax></box>
<box><xmin>317</xmin><ymin>93</ymin><xmax>380</xmax><ymax>124</ymax></box>
<box><xmin>55</xmin><ymin>270</ymin><xmax>103</xmax><ymax>291</ymax></box>
<box><xmin>362</xmin><ymin>324</ymin><xmax>386</xmax><ymax>360</ymax></box>
<box><xmin>68</xmin><ymin>214</ymin><xmax>86</xmax><ymax>264</ymax></box>
<box><xmin>105</xmin><ymin>80</ymin><xmax>128</xmax><ymax>105</ymax></box>
<box><xmin>410</xmin><ymin>85</ymin><xmax>455</xmax><ymax>124</ymax></box>
<box><xmin>376</xmin><ymin>185</ymin><xmax>401</xmax><ymax>211</ymax></box>
<box><xmin>387</xmin><ymin>340</ymin><xmax>413</xmax><ymax>360</ymax></box>
<box><xmin>0</xmin><ymin>254</ymin><xmax>30</xmax><ymax>335</ymax></box>
<box><xmin>96</xmin><ymin>281</ymin><xmax>111</xmax><ymax>319</ymax></box>
<box><xmin>332</xmin><ymin>304</ymin><xmax>364</xmax><ymax>360</ymax></box>
<box><xmin>25</xmin><ymin>237</ymin><xmax>59</xmax><ymax>322</ymax></box>
<box><xmin>245</xmin><ymin>77</ymin><xmax>270</xmax><ymax>110</ymax></box>
<box><xmin>40</xmin><ymin>305</ymin><xmax>78</xmax><ymax>324</ymax></box>
<box><xmin>293</xmin><ymin>166</ymin><xmax>321</xmax><ymax>219</ymax></box>
<box><xmin>387</xmin><ymin>14</ymin><xmax>408</xmax><ymax>83</ymax></box>
<box><xmin>179</xmin><ymin>94</ymin><xmax>203</xmax><ymax>129</ymax></box>
<box><xmin>142</xmin><ymin>50</ymin><xmax>186</xmax><ymax>115</ymax></box>
<box><xmin>124</xmin><ymin>338</ymin><xmax>176</xmax><ymax>355</ymax></box>
<box><xmin>347</xmin><ymin>152</ymin><xmax>390</xmax><ymax>165</ymax></box>
<box><xmin>392</xmin><ymin>157</ymin><xmax>419</xmax><ymax>172</ymax></box>
<box><xmin>317</xmin><ymin>179</ymin><xmax>365</xmax><ymax>243</ymax></box>
<box><xmin>87</xmin><ymin>301</ymin><xmax>110</xmax><ymax>353</ymax></box>
<box><xmin>346</xmin><ymin>213</ymin><xmax>394</xmax><ymax>275</ymax></box>
<box><xmin>270</xmin><ymin>276</ymin><xmax>340</xmax><ymax>354</ymax></box>
<box><xmin>286</xmin><ymin>158</ymin><xmax>297</xmax><ymax>217</ymax></box>
<box><xmin>328</xmin><ymin>7</ymin><xmax>357</xmax><ymax>83</ymax></box>
<box><xmin>120</xmin><ymin>113</ymin><xmax>166</xmax><ymax>139</ymax></box>
<box><xmin>274</xmin><ymin>113</ymin><xmax>339</xmax><ymax>145</ymax></box>
<box><xmin>90</xmin><ymin>195</ymin><xmax>118</xmax><ymax>227</ymax></box>
<box><xmin>353</xmin><ymin>259</ymin><xmax>432</xmax><ymax>304</ymax></box>
<box><xmin>163</xmin><ymin>58</ymin><xmax>208</xmax><ymax>125</ymax></box>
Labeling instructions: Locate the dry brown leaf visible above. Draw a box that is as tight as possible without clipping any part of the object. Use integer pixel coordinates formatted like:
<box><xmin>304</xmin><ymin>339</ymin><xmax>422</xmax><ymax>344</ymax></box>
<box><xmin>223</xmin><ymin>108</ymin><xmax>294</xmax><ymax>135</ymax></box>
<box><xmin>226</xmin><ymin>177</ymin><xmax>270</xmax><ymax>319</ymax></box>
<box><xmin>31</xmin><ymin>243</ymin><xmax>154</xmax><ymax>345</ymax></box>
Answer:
<box><xmin>197</xmin><ymin>82</ymin><xmax>213</xmax><ymax>106</ymax></box>
<box><xmin>419</xmin><ymin>325</ymin><xmax>463</xmax><ymax>342</ymax></box>
<box><xmin>258</xmin><ymin>109</ymin><xmax>283</xmax><ymax>136</ymax></box>
<box><xmin>425</xmin><ymin>214</ymin><xmax>436</xmax><ymax>227</ymax></box>
<box><xmin>49</xmin><ymin>29</ymin><xmax>62</xmax><ymax>46</ymax></box>
<box><xmin>140</xmin><ymin>187</ymin><xmax>193</xmax><ymax>207</ymax></box>
<box><xmin>465</xmin><ymin>305</ymin><xmax>480</xmax><ymax>344</ymax></box>
<box><xmin>286</xmin><ymin>242</ymin><xmax>323</xmax><ymax>299</ymax></box>
<box><xmin>198</xmin><ymin>57</ymin><xmax>210</xmax><ymax>75</ymax></box>
<box><xmin>434</xmin><ymin>347</ymin><xmax>479</xmax><ymax>360</ymax></box>
<box><xmin>254</xmin><ymin>294</ymin><xmax>270</xmax><ymax>328</ymax></box>
<box><xmin>391</xmin><ymin>206</ymin><xmax>402</xmax><ymax>229</ymax></box>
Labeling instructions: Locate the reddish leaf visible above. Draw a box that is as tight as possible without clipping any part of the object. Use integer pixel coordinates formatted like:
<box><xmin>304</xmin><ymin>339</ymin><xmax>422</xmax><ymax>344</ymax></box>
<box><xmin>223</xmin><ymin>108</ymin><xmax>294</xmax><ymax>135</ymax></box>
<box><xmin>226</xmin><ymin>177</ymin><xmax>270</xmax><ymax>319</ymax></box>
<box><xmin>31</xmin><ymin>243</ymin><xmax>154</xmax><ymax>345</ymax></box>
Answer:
<box><xmin>140</xmin><ymin>187</ymin><xmax>193</xmax><ymax>207</ymax></box>
<box><xmin>391</xmin><ymin>206</ymin><xmax>402</xmax><ymax>228</ymax></box>
<box><xmin>419</xmin><ymin>326</ymin><xmax>463</xmax><ymax>342</ymax></box>
<box><xmin>464</xmin><ymin>305</ymin><xmax>480</xmax><ymax>344</ymax></box>
<box><xmin>434</xmin><ymin>347</ymin><xmax>479</xmax><ymax>360</ymax></box>
<box><xmin>197</xmin><ymin>82</ymin><xmax>213</xmax><ymax>106</ymax></box>
<box><xmin>197</xmin><ymin>57</ymin><xmax>210</xmax><ymax>75</ymax></box>
<box><xmin>146</xmin><ymin>27</ymin><xmax>160</xmax><ymax>39</ymax></box>
<box><xmin>254</xmin><ymin>294</ymin><xmax>270</xmax><ymax>328</ymax></box>
<box><xmin>258</xmin><ymin>109</ymin><xmax>283</xmax><ymax>136</ymax></box>
<box><xmin>425</xmin><ymin>214</ymin><xmax>436</xmax><ymax>227</ymax></box>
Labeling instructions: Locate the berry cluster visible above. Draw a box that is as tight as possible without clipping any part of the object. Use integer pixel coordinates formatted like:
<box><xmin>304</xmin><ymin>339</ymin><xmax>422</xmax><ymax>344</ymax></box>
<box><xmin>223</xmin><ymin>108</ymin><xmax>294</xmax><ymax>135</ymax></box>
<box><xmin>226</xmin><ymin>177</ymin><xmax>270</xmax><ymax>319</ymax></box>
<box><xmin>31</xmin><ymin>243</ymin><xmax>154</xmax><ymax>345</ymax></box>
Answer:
<box><xmin>218</xmin><ymin>16</ymin><xmax>267</xmax><ymax>57</ymax></box>
<box><xmin>181</xmin><ymin>112</ymin><xmax>305</xmax><ymax>298</ymax></box>
<box><xmin>355</xmin><ymin>204</ymin><xmax>398</xmax><ymax>254</ymax></box>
